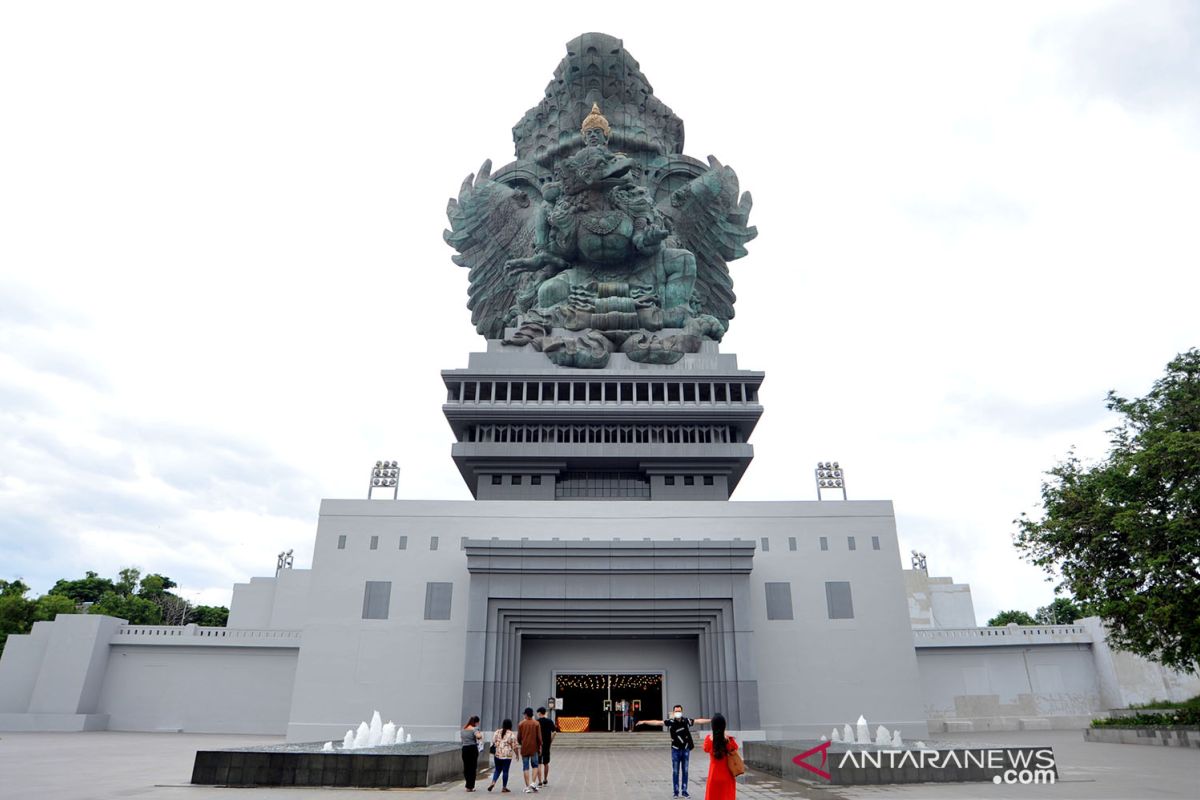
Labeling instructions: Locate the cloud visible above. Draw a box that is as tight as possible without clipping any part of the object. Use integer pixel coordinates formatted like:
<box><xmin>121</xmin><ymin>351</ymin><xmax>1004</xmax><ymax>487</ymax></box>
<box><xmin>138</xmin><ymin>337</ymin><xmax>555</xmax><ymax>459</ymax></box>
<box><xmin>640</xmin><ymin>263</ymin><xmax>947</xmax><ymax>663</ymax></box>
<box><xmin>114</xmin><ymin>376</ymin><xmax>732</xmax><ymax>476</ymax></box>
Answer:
<box><xmin>944</xmin><ymin>390</ymin><xmax>1115</xmax><ymax>438</ymax></box>
<box><xmin>900</xmin><ymin>186</ymin><xmax>1031</xmax><ymax>233</ymax></box>
<box><xmin>1041</xmin><ymin>1</ymin><xmax>1200</xmax><ymax>127</ymax></box>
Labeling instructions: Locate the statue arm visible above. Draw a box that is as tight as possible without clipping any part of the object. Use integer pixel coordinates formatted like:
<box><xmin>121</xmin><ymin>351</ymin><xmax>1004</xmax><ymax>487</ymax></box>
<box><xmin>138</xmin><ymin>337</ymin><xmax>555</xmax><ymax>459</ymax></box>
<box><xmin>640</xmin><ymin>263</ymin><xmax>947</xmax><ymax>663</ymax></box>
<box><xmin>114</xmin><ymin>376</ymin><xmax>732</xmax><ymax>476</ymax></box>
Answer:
<box><xmin>633</xmin><ymin>216</ymin><xmax>669</xmax><ymax>255</ymax></box>
<box><xmin>508</xmin><ymin>190</ymin><xmax>572</xmax><ymax>272</ymax></box>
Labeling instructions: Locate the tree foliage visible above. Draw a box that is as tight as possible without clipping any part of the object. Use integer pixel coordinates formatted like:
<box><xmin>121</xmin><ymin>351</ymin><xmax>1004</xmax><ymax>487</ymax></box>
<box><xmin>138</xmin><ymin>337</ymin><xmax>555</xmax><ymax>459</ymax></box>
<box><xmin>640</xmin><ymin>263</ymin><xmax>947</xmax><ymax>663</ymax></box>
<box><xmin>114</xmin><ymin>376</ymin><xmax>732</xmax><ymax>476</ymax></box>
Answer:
<box><xmin>0</xmin><ymin>567</ymin><xmax>229</xmax><ymax>655</ymax></box>
<box><xmin>90</xmin><ymin>591</ymin><xmax>163</xmax><ymax>625</ymax></box>
<box><xmin>1015</xmin><ymin>349</ymin><xmax>1200</xmax><ymax>672</ymax></box>
<box><xmin>1035</xmin><ymin>597</ymin><xmax>1088</xmax><ymax>625</ymax></box>
<box><xmin>987</xmin><ymin>609</ymin><xmax>1038</xmax><ymax>626</ymax></box>
<box><xmin>189</xmin><ymin>605</ymin><xmax>230</xmax><ymax>627</ymax></box>
<box><xmin>47</xmin><ymin>571</ymin><xmax>116</xmax><ymax>603</ymax></box>
<box><xmin>0</xmin><ymin>582</ymin><xmax>36</xmax><ymax>656</ymax></box>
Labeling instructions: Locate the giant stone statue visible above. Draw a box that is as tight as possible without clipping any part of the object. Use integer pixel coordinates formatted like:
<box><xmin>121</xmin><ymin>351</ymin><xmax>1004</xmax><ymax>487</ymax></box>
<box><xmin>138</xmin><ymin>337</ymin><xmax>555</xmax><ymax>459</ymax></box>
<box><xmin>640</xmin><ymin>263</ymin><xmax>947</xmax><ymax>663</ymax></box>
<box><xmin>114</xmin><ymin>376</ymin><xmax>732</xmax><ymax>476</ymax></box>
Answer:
<box><xmin>445</xmin><ymin>33</ymin><xmax>756</xmax><ymax>369</ymax></box>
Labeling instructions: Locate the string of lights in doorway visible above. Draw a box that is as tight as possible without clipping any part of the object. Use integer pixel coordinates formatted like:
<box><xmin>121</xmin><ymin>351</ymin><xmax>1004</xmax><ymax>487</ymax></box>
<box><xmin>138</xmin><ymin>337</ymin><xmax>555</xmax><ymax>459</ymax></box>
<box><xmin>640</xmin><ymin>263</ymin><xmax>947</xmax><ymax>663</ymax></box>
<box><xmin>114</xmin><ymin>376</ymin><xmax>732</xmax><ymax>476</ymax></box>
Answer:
<box><xmin>555</xmin><ymin>674</ymin><xmax>663</xmax><ymax>691</ymax></box>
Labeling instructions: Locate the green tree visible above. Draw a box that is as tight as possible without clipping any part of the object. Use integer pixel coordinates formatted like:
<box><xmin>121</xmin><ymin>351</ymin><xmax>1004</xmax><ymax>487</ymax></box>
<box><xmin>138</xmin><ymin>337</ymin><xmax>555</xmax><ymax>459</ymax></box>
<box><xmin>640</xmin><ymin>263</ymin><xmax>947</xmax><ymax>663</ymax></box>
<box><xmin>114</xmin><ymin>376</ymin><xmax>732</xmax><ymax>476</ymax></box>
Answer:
<box><xmin>116</xmin><ymin>567</ymin><xmax>141</xmax><ymax>596</ymax></box>
<box><xmin>48</xmin><ymin>571</ymin><xmax>116</xmax><ymax>603</ymax></box>
<box><xmin>137</xmin><ymin>574</ymin><xmax>177</xmax><ymax>597</ymax></box>
<box><xmin>0</xmin><ymin>580</ymin><xmax>34</xmax><ymax>656</ymax></box>
<box><xmin>1035</xmin><ymin>597</ymin><xmax>1088</xmax><ymax>625</ymax></box>
<box><xmin>987</xmin><ymin>609</ymin><xmax>1038</xmax><ymax>626</ymax></box>
<box><xmin>189</xmin><ymin>605</ymin><xmax>229</xmax><ymax>627</ymax></box>
<box><xmin>33</xmin><ymin>593</ymin><xmax>78</xmax><ymax>622</ymax></box>
<box><xmin>0</xmin><ymin>579</ymin><xmax>30</xmax><ymax>598</ymax></box>
<box><xmin>90</xmin><ymin>591</ymin><xmax>162</xmax><ymax>625</ymax></box>
<box><xmin>1015</xmin><ymin>349</ymin><xmax>1200</xmax><ymax>672</ymax></box>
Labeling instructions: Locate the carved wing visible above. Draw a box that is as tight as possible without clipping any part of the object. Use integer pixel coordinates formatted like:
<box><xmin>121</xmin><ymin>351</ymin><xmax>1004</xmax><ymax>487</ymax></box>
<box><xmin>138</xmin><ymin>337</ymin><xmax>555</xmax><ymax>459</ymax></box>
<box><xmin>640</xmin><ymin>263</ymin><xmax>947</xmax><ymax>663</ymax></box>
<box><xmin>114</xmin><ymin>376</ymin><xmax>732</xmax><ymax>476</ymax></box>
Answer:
<box><xmin>444</xmin><ymin>160</ymin><xmax>540</xmax><ymax>338</ymax></box>
<box><xmin>658</xmin><ymin>156</ymin><xmax>756</xmax><ymax>328</ymax></box>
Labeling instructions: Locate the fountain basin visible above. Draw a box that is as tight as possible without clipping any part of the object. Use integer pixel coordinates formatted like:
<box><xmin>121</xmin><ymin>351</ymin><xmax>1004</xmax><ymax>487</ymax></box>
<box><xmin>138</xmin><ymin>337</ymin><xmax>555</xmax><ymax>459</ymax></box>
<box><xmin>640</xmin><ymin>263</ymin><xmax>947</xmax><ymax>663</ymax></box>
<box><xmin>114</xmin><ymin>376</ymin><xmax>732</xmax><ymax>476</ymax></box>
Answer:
<box><xmin>191</xmin><ymin>741</ymin><xmax>486</xmax><ymax>788</ymax></box>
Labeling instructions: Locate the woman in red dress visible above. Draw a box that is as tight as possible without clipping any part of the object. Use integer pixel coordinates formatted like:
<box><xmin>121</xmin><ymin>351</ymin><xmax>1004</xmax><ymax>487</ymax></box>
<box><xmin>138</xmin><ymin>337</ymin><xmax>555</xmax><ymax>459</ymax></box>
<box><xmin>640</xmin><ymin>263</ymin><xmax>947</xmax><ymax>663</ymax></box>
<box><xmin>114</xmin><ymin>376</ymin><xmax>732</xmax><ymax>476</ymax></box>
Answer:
<box><xmin>702</xmin><ymin>713</ymin><xmax>738</xmax><ymax>800</ymax></box>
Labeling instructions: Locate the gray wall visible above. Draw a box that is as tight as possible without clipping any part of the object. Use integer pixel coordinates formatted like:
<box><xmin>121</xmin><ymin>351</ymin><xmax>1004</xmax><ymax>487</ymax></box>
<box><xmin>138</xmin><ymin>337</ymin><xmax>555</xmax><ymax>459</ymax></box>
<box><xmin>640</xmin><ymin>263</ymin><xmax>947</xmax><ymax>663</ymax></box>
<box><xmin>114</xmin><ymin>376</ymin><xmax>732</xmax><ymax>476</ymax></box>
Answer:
<box><xmin>98</xmin><ymin>645</ymin><xmax>298</xmax><ymax>733</ymax></box>
<box><xmin>916</xmin><ymin>644</ymin><xmax>1102</xmax><ymax>729</ymax></box>
<box><xmin>230</xmin><ymin>570</ymin><xmax>312</xmax><ymax>630</ymax></box>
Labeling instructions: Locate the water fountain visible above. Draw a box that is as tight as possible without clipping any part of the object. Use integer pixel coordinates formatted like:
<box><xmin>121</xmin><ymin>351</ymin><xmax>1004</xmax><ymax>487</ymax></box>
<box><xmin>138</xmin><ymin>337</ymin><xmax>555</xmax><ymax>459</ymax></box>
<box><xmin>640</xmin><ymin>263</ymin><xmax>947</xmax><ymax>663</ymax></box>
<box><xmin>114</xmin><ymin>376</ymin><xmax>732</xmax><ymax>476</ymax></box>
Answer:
<box><xmin>192</xmin><ymin>709</ymin><xmax>483</xmax><ymax>789</ymax></box>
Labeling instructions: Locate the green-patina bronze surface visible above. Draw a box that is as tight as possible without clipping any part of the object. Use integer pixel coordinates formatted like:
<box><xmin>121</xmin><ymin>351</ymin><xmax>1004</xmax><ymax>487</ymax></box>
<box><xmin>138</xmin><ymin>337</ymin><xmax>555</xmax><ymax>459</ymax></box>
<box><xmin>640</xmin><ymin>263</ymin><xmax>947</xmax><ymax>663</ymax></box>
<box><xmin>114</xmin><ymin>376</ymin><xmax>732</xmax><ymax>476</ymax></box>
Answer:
<box><xmin>445</xmin><ymin>32</ymin><xmax>756</xmax><ymax>368</ymax></box>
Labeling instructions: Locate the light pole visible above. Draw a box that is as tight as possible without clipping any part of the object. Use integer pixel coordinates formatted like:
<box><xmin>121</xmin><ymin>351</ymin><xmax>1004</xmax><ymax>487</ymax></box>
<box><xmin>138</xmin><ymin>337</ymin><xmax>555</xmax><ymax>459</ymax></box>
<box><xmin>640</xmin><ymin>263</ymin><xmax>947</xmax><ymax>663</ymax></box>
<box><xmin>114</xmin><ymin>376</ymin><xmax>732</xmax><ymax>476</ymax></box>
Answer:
<box><xmin>815</xmin><ymin>461</ymin><xmax>846</xmax><ymax>500</ymax></box>
<box><xmin>369</xmin><ymin>460</ymin><xmax>400</xmax><ymax>499</ymax></box>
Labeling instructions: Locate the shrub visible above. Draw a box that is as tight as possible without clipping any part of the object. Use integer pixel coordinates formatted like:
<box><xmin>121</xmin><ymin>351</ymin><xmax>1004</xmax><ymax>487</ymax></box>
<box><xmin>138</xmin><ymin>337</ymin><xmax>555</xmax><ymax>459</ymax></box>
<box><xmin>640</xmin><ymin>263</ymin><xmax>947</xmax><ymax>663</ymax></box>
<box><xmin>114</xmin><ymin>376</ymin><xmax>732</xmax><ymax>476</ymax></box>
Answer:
<box><xmin>1091</xmin><ymin>708</ymin><xmax>1200</xmax><ymax>728</ymax></box>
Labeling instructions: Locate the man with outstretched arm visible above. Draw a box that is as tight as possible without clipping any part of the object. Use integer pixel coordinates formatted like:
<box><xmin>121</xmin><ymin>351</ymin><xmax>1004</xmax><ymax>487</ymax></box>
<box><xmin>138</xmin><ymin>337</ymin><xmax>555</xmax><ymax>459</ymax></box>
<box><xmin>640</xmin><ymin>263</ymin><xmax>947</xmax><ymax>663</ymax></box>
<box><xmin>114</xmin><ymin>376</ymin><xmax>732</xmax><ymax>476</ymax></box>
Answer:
<box><xmin>637</xmin><ymin>704</ymin><xmax>711</xmax><ymax>798</ymax></box>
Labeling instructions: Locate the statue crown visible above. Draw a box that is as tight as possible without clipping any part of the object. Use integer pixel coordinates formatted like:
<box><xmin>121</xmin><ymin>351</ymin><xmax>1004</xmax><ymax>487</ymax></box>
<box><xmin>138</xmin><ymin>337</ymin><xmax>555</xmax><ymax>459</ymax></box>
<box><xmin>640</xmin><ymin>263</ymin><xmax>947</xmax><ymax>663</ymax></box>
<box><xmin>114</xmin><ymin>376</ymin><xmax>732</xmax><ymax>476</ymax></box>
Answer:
<box><xmin>581</xmin><ymin>103</ymin><xmax>611</xmax><ymax>137</ymax></box>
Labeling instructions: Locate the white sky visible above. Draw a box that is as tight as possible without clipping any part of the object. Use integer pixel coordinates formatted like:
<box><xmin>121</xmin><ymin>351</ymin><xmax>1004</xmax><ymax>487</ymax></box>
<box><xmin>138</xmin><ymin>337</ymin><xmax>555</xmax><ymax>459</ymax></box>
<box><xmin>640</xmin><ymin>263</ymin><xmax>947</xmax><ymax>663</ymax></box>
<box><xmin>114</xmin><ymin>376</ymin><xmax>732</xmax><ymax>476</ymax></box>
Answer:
<box><xmin>1</xmin><ymin>1</ymin><xmax>1196</xmax><ymax>624</ymax></box>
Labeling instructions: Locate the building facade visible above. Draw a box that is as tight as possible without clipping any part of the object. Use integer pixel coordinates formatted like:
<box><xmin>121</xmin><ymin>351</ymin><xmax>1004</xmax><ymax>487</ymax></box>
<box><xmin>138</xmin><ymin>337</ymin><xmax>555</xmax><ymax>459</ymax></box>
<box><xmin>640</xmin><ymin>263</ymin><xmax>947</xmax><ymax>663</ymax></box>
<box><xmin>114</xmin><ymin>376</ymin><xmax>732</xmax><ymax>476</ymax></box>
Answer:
<box><xmin>3</xmin><ymin>32</ymin><xmax>1197</xmax><ymax>742</ymax></box>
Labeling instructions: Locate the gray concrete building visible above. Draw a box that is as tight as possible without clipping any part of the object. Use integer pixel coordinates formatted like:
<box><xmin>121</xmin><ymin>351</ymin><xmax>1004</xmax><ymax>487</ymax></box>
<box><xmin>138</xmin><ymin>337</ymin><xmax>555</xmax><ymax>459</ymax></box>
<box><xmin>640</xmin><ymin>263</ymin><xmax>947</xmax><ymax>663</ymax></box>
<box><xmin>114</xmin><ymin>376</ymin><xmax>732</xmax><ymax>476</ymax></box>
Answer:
<box><xmin>3</xmin><ymin>341</ymin><xmax>1198</xmax><ymax>741</ymax></box>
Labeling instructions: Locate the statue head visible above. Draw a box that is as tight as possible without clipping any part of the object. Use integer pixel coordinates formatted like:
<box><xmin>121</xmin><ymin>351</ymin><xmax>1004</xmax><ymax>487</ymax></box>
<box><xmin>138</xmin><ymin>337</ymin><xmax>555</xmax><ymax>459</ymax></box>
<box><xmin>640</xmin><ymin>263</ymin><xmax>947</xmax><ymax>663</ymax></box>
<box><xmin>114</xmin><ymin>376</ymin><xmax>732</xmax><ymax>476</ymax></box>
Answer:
<box><xmin>581</xmin><ymin>102</ymin><xmax>611</xmax><ymax>147</ymax></box>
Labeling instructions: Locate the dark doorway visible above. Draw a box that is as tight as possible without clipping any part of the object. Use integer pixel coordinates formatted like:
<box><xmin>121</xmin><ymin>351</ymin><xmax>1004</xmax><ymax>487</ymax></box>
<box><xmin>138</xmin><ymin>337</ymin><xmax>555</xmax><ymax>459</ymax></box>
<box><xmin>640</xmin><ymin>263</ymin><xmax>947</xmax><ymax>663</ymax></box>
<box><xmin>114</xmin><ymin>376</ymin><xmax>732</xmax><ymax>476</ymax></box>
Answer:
<box><xmin>554</xmin><ymin>673</ymin><xmax>663</xmax><ymax>732</ymax></box>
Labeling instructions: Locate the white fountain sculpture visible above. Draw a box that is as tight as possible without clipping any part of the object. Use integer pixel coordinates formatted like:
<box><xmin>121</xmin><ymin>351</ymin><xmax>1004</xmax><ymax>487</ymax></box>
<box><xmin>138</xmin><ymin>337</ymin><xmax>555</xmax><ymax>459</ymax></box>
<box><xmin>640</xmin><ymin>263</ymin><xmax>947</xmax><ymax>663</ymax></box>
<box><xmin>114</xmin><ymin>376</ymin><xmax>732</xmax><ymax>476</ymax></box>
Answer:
<box><xmin>891</xmin><ymin>730</ymin><xmax>903</xmax><ymax>747</ymax></box>
<box><xmin>856</xmin><ymin>715</ymin><xmax>870</xmax><ymax>745</ymax></box>
<box><xmin>874</xmin><ymin>725</ymin><xmax>890</xmax><ymax>746</ymax></box>
<box><xmin>405</xmin><ymin>733</ymin><xmax>412</xmax><ymax>743</ymax></box>
<box><xmin>353</xmin><ymin>721</ymin><xmax>371</xmax><ymax>749</ymax></box>
<box><xmin>842</xmin><ymin>723</ymin><xmax>854</xmax><ymax>743</ymax></box>
<box><xmin>819</xmin><ymin>735</ymin><xmax>827</xmax><ymax>742</ymax></box>
<box><xmin>915</xmin><ymin>741</ymin><xmax>927</xmax><ymax>749</ymax></box>
<box><xmin>337</xmin><ymin>711</ymin><xmax>411</xmax><ymax>750</ymax></box>
<box><xmin>322</xmin><ymin>742</ymin><xmax>334</xmax><ymax>752</ymax></box>
<box><xmin>367</xmin><ymin>712</ymin><xmax>383</xmax><ymax>748</ymax></box>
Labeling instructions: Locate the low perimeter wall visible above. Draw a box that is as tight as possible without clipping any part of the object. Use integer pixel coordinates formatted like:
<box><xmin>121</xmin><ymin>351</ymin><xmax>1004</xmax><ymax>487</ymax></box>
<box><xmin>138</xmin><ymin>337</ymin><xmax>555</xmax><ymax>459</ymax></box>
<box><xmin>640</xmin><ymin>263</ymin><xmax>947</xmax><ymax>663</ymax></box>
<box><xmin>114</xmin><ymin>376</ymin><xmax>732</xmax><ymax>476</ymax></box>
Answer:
<box><xmin>0</xmin><ymin>616</ymin><xmax>300</xmax><ymax>734</ymax></box>
<box><xmin>1083</xmin><ymin>727</ymin><xmax>1199</xmax><ymax>748</ymax></box>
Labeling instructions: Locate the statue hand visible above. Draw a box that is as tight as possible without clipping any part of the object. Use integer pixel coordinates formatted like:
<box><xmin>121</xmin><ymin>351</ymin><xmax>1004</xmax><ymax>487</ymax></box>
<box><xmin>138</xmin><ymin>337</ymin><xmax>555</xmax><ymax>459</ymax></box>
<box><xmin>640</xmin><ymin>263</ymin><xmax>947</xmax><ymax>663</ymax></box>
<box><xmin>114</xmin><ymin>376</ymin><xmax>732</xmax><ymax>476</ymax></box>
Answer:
<box><xmin>506</xmin><ymin>256</ymin><xmax>543</xmax><ymax>273</ymax></box>
<box><xmin>644</xmin><ymin>226</ymin><xmax>669</xmax><ymax>247</ymax></box>
<box><xmin>507</xmin><ymin>253</ymin><xmax>569</xmax><ymax>274</ymax></box>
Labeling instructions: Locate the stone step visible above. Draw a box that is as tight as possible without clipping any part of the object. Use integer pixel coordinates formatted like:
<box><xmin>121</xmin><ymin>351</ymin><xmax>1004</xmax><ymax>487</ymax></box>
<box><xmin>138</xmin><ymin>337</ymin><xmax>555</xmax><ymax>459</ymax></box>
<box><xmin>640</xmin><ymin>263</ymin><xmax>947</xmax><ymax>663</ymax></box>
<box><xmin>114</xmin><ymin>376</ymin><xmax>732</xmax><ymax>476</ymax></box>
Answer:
<box><xmin>553</xmin><ymin>733</ymin><xmax>671</xmax><ymax>749</ymax></box>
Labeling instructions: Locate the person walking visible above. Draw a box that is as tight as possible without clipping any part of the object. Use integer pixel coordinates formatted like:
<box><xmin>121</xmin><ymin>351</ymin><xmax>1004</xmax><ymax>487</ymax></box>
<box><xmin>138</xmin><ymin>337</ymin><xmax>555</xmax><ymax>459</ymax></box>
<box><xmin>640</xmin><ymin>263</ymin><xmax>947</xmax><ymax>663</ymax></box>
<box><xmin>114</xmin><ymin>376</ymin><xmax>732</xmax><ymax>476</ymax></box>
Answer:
<box><xmin>517</xmin><ymin>707</ymin><xmax>543</xmax><ymax>793</ymax></box>
<box><xmin>462</xmin><ymin>715</ymin><xmax>484</xmax><ymax>791</ymax></box>
<box><xmin>535</xmin><ymin>707</ymin><xmax>559</xmax><ymax>787</ymax></box>
<box><xmin>702</xmin><ymin>713</ymin><xmax>739</xmax><ymax>800</ymax></box>
<box><xmin>488</xmin><ymin>719</ymin><xmax>519</xmax><ymax>793</ymax></box>
<box><xmin>637</xmin><ymin>704</ymin><xmax>711</xmax><ymax>798</ymax></box>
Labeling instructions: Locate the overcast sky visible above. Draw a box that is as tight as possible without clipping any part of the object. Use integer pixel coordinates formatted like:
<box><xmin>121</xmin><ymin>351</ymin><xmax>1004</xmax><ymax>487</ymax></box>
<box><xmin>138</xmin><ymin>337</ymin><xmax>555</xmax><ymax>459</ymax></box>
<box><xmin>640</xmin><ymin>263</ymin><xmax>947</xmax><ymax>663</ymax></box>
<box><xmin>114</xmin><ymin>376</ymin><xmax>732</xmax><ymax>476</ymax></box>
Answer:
<box><xmin>1</xmin><ymin>1</ymin><xmax>1196</xmax><ymax>624</ymax></box>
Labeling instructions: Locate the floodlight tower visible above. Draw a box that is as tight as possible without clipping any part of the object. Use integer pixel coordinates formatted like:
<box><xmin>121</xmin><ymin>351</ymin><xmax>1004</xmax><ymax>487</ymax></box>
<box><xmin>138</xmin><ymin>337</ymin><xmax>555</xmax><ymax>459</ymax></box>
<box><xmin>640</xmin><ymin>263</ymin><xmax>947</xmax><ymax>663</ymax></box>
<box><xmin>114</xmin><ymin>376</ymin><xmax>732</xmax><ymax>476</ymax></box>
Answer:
<box><xmin>814</xmin><ymin>461</ymin><xmax>846</xmax><ymax>500</ymax></box>
<box><xmin>368</xmin><ymin>460</ymin><xmax>400</xmax><ymax>499</ymax></box>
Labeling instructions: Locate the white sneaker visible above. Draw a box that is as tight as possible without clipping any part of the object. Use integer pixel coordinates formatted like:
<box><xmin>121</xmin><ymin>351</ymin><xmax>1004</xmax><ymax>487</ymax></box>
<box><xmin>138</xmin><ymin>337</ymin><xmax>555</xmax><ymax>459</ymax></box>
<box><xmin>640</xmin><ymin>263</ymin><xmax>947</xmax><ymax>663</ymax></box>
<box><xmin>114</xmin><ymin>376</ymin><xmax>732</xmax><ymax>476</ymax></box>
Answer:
<box><xmin>524</xmin><ymin>789</ymin><xmax>534</xmax><ymax>794</ymax></box>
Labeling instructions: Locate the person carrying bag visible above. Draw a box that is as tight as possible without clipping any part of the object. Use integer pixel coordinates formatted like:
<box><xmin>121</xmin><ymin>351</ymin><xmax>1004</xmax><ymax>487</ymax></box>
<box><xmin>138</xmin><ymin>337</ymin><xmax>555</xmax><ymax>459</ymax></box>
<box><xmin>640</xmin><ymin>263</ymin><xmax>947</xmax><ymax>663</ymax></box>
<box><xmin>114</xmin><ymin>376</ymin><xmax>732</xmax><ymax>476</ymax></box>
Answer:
<box><xmin>702</xmin><ymin>713</ymin><xmax>741</xmax><ymax>799</ymax></box>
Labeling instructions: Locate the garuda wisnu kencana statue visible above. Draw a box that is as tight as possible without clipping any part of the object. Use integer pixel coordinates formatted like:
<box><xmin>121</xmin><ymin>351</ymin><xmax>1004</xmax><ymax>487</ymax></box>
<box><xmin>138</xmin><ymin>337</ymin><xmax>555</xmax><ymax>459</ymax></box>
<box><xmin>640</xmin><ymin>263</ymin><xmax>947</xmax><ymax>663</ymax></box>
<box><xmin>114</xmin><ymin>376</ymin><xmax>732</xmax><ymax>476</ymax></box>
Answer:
<box><xmin>445</xmin><ymin>33</ymin><xmax>755</xmax><ymax>369</ymax></box>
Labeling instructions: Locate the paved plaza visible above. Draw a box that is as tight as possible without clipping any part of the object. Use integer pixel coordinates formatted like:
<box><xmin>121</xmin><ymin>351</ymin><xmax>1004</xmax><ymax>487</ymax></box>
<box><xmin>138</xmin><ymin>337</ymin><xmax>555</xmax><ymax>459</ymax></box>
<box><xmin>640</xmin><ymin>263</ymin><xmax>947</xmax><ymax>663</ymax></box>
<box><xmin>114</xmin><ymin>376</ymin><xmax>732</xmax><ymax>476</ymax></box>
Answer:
<box><xmin>0</xmin><ymin>730</ymin><xmax>1196</xmax><ymax>800</ymax></box>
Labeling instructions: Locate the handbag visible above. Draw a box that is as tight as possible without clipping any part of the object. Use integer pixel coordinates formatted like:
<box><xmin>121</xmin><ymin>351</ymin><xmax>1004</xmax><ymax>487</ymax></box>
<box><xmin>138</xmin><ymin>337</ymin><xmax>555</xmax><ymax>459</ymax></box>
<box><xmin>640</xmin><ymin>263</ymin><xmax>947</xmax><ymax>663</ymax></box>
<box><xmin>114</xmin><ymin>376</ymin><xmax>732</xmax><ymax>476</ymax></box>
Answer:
<box><xmin>726</xmin><ymin>747</ymin><xmax>746</xmax><ymax>777</ymax></box>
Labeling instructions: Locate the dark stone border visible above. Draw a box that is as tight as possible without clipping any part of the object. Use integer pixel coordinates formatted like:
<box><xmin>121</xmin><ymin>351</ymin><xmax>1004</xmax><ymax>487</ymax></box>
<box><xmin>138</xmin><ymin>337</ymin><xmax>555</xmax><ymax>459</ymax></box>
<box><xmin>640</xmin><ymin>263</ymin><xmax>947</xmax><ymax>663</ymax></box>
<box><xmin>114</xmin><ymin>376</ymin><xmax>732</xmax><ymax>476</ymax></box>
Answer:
<box><xmin>744</xmin><ymin>740</ymin><xmax>1058</xmax><ymax>785</ymax></box>
<box><xmin>192</xmin><ymin>743</ymin><xmax>486</xmax><ymax>788</ymax></box>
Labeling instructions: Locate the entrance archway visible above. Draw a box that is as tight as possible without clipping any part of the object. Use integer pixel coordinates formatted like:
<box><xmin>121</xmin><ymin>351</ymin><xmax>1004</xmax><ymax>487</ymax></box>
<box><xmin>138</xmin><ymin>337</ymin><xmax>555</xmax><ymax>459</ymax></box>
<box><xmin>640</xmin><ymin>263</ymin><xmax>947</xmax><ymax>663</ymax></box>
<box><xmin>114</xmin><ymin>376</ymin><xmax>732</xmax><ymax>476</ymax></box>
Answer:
<box><xmin>554</xmin><ymin>672</ymin><xmax>663</xmax><ymax>732</ymax></box>
<box><xmin>461</xmin><ymin>538</ymin><xmax>761</xmax><ymax>732</ymax></box>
